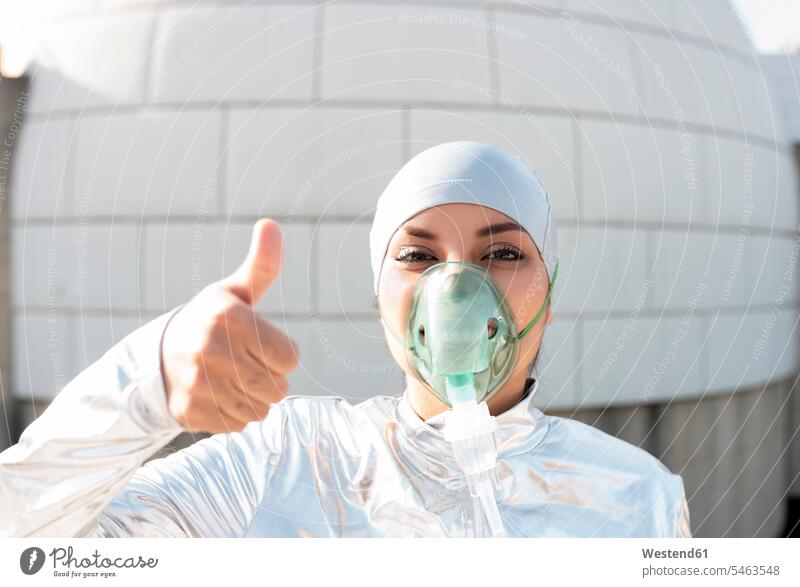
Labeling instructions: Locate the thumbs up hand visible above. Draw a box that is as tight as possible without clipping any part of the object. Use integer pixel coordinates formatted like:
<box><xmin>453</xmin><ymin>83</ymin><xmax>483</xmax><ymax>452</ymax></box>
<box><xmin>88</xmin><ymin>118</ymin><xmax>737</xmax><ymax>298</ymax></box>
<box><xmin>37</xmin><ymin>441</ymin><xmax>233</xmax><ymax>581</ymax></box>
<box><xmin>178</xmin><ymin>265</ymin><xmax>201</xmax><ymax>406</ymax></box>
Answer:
<box><xmin>160</xmin><ymin>219</ymin><xmax>300</xmax><ymax>434</ymax></box>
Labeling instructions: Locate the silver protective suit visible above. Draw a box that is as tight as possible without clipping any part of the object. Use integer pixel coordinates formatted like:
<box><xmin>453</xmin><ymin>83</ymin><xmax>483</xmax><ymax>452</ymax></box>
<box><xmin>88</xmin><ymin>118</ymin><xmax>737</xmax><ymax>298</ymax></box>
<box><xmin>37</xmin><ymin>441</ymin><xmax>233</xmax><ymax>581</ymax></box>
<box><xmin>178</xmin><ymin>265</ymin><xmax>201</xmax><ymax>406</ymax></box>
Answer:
<box><xmin>0</xmin><ymin>307</ymin><xmax>692</xmax><ymax>538</ymax></box>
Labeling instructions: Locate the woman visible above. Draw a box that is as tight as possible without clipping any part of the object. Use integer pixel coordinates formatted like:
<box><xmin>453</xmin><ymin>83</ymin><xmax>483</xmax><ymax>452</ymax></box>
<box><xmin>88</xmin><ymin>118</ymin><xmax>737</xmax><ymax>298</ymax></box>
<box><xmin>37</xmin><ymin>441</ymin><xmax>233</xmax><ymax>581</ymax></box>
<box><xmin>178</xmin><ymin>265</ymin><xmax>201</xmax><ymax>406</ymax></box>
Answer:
<box><xmin>0</xmin><ymin>141</ymin><xmax>691</xmax><ymax>538</ymax></box>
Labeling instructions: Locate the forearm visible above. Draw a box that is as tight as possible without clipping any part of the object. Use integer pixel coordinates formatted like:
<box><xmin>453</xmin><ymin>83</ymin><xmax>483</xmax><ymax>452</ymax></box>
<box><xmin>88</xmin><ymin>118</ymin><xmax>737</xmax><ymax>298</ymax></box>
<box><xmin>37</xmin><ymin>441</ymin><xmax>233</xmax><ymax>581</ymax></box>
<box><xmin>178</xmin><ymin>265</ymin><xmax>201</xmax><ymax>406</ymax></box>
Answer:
<box><xmin>0</xmin><ymin>307</ymin><xmax>185</xmax><ymax>537</ymax></box>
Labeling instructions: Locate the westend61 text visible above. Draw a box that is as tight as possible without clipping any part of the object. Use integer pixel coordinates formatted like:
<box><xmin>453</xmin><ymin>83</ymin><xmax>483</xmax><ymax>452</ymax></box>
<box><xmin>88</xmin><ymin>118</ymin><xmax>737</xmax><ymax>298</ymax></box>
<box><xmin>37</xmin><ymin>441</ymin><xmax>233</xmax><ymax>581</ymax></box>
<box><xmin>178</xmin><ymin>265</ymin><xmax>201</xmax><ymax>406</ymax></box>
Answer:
<box><xmin>642</xmin><ymin>548</ymin><xmax>708</xmax><ymax>559</ymax></box>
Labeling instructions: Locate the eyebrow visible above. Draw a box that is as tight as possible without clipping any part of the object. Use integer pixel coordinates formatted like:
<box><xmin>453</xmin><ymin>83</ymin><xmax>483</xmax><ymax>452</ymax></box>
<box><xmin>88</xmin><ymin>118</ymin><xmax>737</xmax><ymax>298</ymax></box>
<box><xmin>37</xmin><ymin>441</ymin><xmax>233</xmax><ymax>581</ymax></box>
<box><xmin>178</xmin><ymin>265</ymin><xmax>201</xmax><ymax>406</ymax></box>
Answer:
<box><xmin>401</xmin><ymin>221</ymin><xmax>523</xmax><ymax>240</ymax></box>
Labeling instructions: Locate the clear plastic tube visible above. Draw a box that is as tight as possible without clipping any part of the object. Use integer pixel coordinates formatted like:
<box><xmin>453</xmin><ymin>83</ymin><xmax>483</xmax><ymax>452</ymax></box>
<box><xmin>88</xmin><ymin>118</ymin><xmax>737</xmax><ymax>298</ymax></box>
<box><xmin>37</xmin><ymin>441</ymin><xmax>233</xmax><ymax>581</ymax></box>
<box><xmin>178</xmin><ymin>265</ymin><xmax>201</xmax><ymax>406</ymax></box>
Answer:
<box><xmin>478</xmin><ymin>483</ymin><xmax>506</xmax><ymax>537</ymax></box>
<box><xmin>471</xmin><ymin>494</ymin><xmax>484</xmax><ymax>537</ymax></box>
<box><xmin>443</xmin><ymin>378</ymin><xmax>507</xmax><ymax>538</ymax></box>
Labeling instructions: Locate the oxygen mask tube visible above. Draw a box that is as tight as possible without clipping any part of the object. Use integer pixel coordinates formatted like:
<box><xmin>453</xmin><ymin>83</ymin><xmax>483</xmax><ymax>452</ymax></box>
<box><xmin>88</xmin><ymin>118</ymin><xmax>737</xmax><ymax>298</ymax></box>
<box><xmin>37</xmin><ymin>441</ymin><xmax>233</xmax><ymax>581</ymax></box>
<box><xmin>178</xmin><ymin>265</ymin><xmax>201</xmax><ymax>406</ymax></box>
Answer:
<box><xmin>442</xmin><ymin>373</ymin><xmax>506</xmax><ymax>538</ymax></box>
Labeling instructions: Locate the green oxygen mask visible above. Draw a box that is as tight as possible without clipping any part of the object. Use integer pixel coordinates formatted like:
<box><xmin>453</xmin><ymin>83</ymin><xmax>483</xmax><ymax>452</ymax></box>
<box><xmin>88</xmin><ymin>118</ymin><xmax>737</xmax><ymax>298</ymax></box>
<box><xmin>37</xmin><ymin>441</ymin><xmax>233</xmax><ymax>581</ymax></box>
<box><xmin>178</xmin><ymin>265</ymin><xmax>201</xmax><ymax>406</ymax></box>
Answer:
<box><xmin>386</xmin><ymin>259</ymin><xmax>559</xmax><ymax>408</ymax></box>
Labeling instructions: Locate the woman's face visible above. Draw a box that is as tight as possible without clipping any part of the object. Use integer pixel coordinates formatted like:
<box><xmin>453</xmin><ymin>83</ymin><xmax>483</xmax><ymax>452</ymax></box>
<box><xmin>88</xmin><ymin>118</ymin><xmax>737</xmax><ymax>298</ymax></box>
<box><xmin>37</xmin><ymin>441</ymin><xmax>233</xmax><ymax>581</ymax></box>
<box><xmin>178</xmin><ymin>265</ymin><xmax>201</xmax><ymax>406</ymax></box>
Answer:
<box><xmin>377</xmin><ymin>202</ymin><xmax>552</xmax><ymax>420</ymax></box>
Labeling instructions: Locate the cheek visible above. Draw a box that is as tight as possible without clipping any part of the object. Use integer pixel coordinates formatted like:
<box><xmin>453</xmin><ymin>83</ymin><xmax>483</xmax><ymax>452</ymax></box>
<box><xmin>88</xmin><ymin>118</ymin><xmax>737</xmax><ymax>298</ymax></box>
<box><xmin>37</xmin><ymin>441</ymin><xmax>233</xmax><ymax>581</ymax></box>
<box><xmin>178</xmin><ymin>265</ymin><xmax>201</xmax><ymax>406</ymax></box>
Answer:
<box><xmin>502</xmin><ymin>267</ymin><xmax>550</xmax><ymax>369</ymax></box>
<box><xmin>378</xmin><ymin>265</ymin><xmax>417</xmax><ymax>356</ymax></box>
<box><xmin>515</xmin><ymin>321</ymin><xmax>546</xmax><ymax>367</ymax></box>
<box><xmin>378</xmin><ymin>267</ymin><xmax>419</xmax><ymax>326</ymax></box>
<box><xmin>493</xmin><ymin>265</ymin><xmax>550</xmax><ymax>334</ymax></box>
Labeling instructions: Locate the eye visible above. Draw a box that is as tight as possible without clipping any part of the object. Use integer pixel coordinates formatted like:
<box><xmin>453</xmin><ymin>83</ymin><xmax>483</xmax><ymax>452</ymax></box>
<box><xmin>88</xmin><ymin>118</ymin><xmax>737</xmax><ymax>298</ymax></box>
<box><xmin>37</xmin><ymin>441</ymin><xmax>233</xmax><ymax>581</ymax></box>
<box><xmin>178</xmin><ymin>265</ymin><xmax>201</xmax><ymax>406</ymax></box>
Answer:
<box><xmin>484</xmin><ymin>246</ymin><xmax>524</xmax><ymax>262</ymax></box>
<box><xmin>395</xmin><ymin>247</ymin><xmax>436</xmax><ymax>264</ymax></box>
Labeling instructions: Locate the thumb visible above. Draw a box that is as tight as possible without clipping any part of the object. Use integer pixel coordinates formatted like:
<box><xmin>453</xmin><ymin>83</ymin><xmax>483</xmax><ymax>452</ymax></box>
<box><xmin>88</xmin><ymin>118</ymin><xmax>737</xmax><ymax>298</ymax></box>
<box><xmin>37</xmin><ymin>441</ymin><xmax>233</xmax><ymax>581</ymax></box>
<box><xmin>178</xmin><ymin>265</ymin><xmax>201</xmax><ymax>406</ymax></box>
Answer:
<box><xmin>222</xmin><ymin>219</ymin><xmax>283</xmax><ymax>305</ymax></box>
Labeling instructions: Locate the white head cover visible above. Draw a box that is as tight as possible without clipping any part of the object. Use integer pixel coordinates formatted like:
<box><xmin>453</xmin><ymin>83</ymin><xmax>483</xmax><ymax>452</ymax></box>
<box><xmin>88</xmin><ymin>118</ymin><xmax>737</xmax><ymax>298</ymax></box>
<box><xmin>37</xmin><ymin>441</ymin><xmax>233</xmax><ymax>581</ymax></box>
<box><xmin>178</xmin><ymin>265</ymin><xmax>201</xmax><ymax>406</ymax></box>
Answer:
<box><xmin>369</xmin><ymin>140</ymin><xmax>559</xmax><ymax>301</ymax></box>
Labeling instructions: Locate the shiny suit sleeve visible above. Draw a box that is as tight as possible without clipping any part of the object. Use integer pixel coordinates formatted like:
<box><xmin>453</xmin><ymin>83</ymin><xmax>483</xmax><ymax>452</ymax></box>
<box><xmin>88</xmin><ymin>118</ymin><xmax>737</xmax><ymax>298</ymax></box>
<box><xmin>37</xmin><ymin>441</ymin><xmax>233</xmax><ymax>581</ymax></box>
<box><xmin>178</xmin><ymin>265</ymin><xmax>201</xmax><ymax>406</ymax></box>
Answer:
<box><xmin>0</xmin><ymin>305</ymin><xmax>231</xmax><ymax>538</ymax></box>
<box><xmin>91</xmin><ymin>403</ymin><xmax>285</xmax><ymax>538</ymax></box>
<box><xmin>674</xmin><ymin>477</ymin><xmax>693</xmax><ymax>538</ymax></box>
